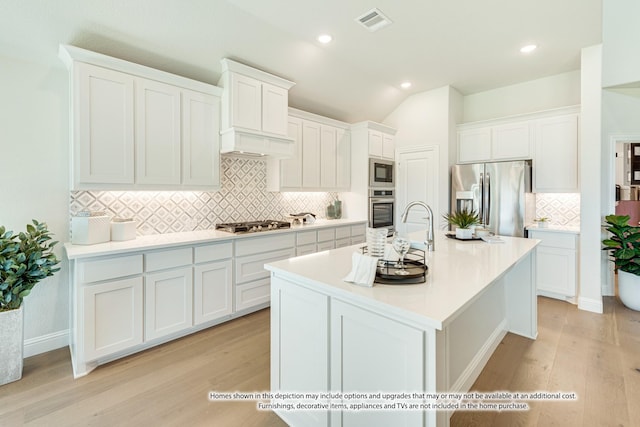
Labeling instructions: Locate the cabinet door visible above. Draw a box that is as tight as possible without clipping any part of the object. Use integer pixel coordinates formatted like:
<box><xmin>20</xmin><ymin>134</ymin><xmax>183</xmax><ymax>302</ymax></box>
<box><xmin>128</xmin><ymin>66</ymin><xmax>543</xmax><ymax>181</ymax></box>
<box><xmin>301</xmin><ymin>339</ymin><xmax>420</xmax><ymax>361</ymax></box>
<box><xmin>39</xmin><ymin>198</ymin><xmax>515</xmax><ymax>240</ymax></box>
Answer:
<box><xmin>194</xmin><ymin>260</ymin><xmax>232</xmax><ymax>325</ymax></box>
<box><xmin>458</xmin><ymin>128</ymin><xmax>491</xmax><ymax>163</ymax></box>
<box><xmin>336</xmin><ymin>129</ymin><xmax>351</xmax><ymax>190</ymax></box>
<box><xmin>271</xmin><ymin>276</ymin><xmax>329</xmax><ymax>427</ymax></box>
<box><xmin>534</xmin><ymin>114</ymin><xmax>579</xmax><ymax>192</ymax></box>
<box><xmin>182</xmin><ymin>90</ymin><xmax>221</xmax><ymax>188</ymax></box>
<box><xmin>368</xmin><ymin>130</ymin><xmax>383</xmax><ymax>157</ymax></box>
<box><xmin>230</xmin><ymin>73</ymin><xmax>261</xmax><ymax>131</ymax></box>
<box><xmin>83</xmin><ymin>277</ymin><xmax>143</xmax><ymax>361</ymax></box>
<box><xmin>144</xmin><ymin>267</ymin><xmax>193</xmax><ymax>340</ymax></box>
<box><xmin>382</xmin><ymin>133</ymin><xmax>395</xmax><ymax>160</ymax></box>
<box><xmin>302</xmin><ymin>120</ymin><xmax>321</xmax><ymax>188</ymax></box>
<box><xmin>280</xmin><ymin>116</ymin><xmax>303</xmax><ymax>188</ymax></box>
<box><xmin>135</xmin><ymin>78</ymin><xmax>181</xmax><ymax>185</ymax></box>
<box><xmin>330</xmin><ymin>300</ymin><xmax>425</xmax><ymax>427</ymax></box>
<box><xmin>535</xmin><ymin>246</ymin><xmax>577</xmax><ymax>297</ymax></box>
<box><xmin>261</xmin><ymin>82</ymin><xmax>288</xmax><ymax>136</ymax></box>
<box><xmin>492</xmin><ymin>121</ymin><xmax>531</xmax><ymax>160</ymax></box>
<box><xmin>76</xmin><ymin>62</ymin><xmax>135</xmax><ymax>187</ymax></box>
<box><xmin>320</xmin><ymin>125</ymin><xmax>337</xmax><ymax>188</ymax></box>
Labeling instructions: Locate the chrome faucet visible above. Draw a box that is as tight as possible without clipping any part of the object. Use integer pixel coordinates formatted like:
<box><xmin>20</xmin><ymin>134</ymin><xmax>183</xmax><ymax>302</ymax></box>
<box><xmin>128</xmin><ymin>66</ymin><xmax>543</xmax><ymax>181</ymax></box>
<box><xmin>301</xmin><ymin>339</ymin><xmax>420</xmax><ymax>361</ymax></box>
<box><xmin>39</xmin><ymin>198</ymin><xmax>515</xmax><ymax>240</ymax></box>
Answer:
<box><xmin>400</xmin><ymin>201</ymin><xmax>435</xmax><ymax>252</ymax></box>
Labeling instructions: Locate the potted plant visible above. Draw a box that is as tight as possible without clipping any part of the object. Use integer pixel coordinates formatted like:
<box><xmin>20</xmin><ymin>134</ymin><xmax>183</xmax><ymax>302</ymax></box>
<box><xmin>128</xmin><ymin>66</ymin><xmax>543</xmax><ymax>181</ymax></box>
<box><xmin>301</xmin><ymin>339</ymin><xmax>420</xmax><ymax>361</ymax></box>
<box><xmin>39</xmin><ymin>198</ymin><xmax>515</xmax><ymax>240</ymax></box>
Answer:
<box><xmin>443</xmin><ymin>208</ymin><xmax>480</xmax><ymax>239</ymax></box>
<box><xmin>534</xmin><ymin>217</ymin><xmax>550</xmax><ymax>228</ymax></box>
<box><xmin>0</xmin><ymin>220</ymin><xmax>60</xmax><ymax>385</ymax></box>
<box><xmin>602</xmin><ymin>214</ymin><xmax>640</xmax><ymax>311</ymax></box>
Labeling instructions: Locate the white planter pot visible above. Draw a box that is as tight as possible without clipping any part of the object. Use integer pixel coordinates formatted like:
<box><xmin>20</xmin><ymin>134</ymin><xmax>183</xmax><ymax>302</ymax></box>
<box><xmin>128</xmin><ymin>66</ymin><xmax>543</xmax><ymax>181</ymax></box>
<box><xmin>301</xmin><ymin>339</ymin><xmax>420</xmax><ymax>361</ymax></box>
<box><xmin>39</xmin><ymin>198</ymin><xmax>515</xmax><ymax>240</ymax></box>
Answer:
<box><xmin>618</xmin><ymin>270</ymin><xmax>640</xmax><ymax>311</ymax></box>
<box><xmin>455</xmin><ymin>228</ymin><xmax>473</xmax><ymax>240</ymax></box>
<box><xmin>0</xmin><ymin>305</ymin><xmax>24</xmax><ymax>385</ymax></box>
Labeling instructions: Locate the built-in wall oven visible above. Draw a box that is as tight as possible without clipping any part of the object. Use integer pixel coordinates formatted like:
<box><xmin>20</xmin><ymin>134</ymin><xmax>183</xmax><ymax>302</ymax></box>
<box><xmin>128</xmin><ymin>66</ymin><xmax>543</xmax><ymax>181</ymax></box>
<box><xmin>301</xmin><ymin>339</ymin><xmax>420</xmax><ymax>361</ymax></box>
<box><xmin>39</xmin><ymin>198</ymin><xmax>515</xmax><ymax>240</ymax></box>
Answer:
<box><xmin>369</xmin><ymin>189</ymin><xmax>395</xmax><ymax>236</ymax></box>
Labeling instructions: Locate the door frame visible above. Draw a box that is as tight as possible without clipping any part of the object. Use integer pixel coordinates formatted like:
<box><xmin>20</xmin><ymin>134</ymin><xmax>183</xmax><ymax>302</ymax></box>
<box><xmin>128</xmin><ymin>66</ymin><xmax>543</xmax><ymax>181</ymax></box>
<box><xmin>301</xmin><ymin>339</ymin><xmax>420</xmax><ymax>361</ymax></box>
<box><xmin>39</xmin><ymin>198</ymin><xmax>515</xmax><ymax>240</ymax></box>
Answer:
<box><xmin>395</xmin><ymin>145</ymin><xmax>440</xmax><ymax>235</ymax></box>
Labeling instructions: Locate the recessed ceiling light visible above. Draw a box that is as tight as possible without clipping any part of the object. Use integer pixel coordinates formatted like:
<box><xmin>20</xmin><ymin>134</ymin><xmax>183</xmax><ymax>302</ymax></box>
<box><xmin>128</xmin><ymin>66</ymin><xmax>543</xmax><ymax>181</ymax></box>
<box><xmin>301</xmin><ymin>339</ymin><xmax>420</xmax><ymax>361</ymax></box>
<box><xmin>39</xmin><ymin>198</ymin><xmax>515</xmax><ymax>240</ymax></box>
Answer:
<box><xmin>400</xmin><ymin>82</ymin><xmax>412</xmax><ymax>89</ymax></box>
<box><xmin>317</xmin><ymin>34</ymin><xmax>332</xmax><ymax>44</ymax></box>
<box><xmin>520</xmin><ymin>44</ymin><xmax>537</xmax><ymax>53</ymax></box>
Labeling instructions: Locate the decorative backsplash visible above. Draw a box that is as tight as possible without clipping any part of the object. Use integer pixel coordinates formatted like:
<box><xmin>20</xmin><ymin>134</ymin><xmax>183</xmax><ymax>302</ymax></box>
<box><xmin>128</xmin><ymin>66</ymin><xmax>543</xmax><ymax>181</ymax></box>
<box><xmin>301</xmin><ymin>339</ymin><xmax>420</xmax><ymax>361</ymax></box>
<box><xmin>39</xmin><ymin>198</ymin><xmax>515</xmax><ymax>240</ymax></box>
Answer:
<box><xmin>70</xmin><ymin>156</ymin><xmax>339</xmax><ymax>236</ymax></box>
<box><xmin>535</xmin><ymin>193</ymin><xmax>581</xmax><ymax>226</ymax></box>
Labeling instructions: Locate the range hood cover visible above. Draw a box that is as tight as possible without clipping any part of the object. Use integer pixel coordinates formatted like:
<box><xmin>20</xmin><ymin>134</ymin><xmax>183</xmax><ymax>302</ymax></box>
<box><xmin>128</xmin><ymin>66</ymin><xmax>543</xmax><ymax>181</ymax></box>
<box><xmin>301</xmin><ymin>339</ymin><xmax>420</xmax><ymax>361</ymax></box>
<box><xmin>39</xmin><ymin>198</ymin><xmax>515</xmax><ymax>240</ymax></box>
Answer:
<box><xmin>220</xmin><ymin>128</ymin><xmax>294</xmax><ymax>159</ymax></box>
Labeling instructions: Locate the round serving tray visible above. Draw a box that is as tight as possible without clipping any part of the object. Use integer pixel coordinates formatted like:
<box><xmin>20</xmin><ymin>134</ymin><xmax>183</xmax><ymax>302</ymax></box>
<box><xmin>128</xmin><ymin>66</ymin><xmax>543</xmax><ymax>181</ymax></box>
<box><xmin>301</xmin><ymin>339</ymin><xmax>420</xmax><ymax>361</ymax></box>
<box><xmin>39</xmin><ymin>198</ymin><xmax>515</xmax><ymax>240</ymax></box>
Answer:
<box><xmin>375</xmin><ymin>260</ymin><xmax>427</xmax><ymax>285</ymax></box>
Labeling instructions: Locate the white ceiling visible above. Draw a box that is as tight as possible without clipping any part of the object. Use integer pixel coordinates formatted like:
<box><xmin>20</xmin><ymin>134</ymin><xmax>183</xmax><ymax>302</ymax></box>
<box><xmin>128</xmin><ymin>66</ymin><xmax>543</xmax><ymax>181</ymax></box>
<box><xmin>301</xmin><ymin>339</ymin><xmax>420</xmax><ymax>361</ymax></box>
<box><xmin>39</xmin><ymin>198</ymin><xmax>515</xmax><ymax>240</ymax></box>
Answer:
<box><xmin>0</xmin><ymin>0</ymin><xmax>602</xmax><ymax>123</ymax></box>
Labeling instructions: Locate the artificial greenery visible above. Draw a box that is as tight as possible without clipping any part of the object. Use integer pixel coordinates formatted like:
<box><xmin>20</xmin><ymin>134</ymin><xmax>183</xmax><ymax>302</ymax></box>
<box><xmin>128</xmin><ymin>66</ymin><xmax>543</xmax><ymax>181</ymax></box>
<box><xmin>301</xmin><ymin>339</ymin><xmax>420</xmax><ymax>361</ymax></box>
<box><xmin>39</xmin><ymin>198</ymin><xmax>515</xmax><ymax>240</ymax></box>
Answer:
<box><xmin>0</xmin><ymin>220</ymin><xmax>60</xmax><ymax>312</ymax></box>
<box><xmin>603</xmin><ymin>214</ymin><xmax>640</xmax><ymax>276</ymax></box>
<box><xmin>442</xmin><ymin>208</ymin><xmax>480</xmax><ymax>229</ymax></box>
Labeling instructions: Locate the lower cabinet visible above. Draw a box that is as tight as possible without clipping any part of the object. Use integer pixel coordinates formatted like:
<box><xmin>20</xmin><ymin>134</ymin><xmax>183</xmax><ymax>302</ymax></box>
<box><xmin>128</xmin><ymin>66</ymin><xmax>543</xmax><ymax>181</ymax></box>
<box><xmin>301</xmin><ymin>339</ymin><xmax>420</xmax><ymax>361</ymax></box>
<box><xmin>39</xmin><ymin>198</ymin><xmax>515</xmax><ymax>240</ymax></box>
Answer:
<box><xmin>528</xmin><ymin>229</ymin><xmax>579</xmax><ymax>301</ymax></box>
<box><xmin>83</xmin><ymin>276</ymin><xmax>143</xmax><ymax>361</ymax></box>
<box><xmin>144</xmin><ymin>267</ymin><xmax>193</xmax><ymax>341</ymax></box>
<box><xmin>193</xmin><ymin>259</ymin><xmax>233</xmax><ymax>325</ymax></box>
<box><xmin>271</xmin><ymin>276</ymin><xmax>427</xmax><ymax>427</ymax></box>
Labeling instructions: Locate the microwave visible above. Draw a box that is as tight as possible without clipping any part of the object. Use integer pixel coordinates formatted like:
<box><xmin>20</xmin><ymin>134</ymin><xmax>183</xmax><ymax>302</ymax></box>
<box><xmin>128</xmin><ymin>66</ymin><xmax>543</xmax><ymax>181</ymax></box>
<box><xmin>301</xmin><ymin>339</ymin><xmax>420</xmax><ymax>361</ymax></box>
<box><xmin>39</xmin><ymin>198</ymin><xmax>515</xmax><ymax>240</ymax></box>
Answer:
<box><xmin>369</xmin><ymin>158</ymin><xmax>394</xmax><ymax>188</ymax></box>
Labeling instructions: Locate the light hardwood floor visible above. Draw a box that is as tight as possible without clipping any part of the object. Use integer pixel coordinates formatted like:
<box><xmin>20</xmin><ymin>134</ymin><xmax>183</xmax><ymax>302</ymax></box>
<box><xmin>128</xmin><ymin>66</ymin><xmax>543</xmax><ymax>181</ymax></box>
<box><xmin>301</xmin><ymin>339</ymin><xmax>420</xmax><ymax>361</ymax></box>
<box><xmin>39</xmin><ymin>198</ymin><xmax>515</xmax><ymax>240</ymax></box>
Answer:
<box><xmin>1</xmin><ymin>296</ymin><xmax>639</xmax><ymax>426</ymax></box>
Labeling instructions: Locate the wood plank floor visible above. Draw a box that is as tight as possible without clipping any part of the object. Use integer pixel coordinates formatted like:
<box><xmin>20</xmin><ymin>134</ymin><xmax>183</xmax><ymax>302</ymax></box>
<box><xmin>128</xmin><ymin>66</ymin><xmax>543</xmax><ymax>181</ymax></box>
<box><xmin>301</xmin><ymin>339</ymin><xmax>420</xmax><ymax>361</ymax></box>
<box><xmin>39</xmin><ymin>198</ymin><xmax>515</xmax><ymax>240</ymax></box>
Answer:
<box><xmin>1</xmin><ymin>296</ymin><xmax>639</xmax><ymax>426</ymax></box>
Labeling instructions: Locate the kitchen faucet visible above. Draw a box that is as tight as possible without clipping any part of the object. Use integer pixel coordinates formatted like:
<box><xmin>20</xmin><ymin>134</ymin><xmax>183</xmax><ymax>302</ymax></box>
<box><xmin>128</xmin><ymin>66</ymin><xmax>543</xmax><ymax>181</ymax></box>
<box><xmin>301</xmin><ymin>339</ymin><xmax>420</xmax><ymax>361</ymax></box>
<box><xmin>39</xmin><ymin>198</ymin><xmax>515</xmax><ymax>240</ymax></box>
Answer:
<box><xmin>400</xmin><ymin>201</ymin><xmax>435</xmax><ymax>252</ymax></box>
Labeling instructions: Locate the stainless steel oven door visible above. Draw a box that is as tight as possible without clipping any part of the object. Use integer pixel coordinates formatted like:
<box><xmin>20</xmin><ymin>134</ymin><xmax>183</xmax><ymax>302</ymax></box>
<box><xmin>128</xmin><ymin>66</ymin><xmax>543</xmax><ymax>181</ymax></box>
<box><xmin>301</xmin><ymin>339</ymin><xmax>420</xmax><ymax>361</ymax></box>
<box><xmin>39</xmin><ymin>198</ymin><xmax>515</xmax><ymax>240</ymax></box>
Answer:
<box><xmin>369</xmin><ymin>158</ymin><xmax>394</xmax><ymax>188</ymax></box>
<box><xmin>369</xmin><ymin>197</ymin><xmax>395</xmax><ymax>235</ymax></box>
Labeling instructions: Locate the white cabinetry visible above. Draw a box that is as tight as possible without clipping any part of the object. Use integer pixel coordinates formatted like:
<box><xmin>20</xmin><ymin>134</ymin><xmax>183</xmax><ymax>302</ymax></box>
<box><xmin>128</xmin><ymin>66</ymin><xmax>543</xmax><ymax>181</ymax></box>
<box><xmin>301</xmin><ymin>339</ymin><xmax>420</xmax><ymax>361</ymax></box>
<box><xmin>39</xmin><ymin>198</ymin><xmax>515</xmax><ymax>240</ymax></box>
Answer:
<box><xmin>235</xmin><ymin>233</ymin><xmax>295</xmax><ymax>312</ymax></box>
<box><xmin>193</xmin><ymin>242</ymin><xmax>233</xmax><ymax>325</ymax></box>
<box><xmin>529</xmin><ymin>229</ymin><xmax>578</xmax><ymax>302</ymax></box>
<box><xmin>144</xmin><ymin>248</ymin><xmax>193</xmax><ymax>341</ymax></box>
<box><xmin>74</xmin><ymin>62</ymin><xmax>135</xmax><ymax>186</ymax></box>
<box><xmin>59</xmin><ymin>44</ymin><xmax>222</xmax><ymax>191</ymax></box>
<box><xmin>267</xmin><ymin>108</ymin><xmax>351</xmax><ymax>192</ymax></box>
<box><xmin>457</xmin><ymin>120</ymin><xmax>530</xmax><ymax>163</ymax></box>
<box><xmin>533</xmin><ymin>114</ymin><xmax>580</xmax><ymax>192</ymax></box>
<box><xmin>78</xmin><ymin>254</ymin><xmax>144</xmax><ymax>363</ymax></box>
<box><xmin>218</xmin><ymin>58</ymin><xmax>295</xmax><ymax>157</ymax></box>
<box><xmin>352</xmin><ymin>121</ymin><xmax>396</xmax><ymax>161</ymax></box>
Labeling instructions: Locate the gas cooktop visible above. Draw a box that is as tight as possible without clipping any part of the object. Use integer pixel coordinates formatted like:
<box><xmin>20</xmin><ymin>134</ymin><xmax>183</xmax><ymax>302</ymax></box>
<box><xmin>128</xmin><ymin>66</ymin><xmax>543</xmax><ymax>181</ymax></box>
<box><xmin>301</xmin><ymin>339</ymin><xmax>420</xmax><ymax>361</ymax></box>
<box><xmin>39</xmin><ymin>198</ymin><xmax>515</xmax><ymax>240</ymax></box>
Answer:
<box><xmin>215</xmin><ymin>220</ymin><xmax>291</xmax><ymax>234</ymax></box>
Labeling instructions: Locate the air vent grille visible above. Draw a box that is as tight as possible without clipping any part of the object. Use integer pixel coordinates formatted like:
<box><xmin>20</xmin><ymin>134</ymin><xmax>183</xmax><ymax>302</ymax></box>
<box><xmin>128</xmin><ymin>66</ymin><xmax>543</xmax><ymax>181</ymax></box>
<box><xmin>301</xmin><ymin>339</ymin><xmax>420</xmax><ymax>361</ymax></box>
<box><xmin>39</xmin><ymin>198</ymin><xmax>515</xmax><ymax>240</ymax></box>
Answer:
<box><xmin>355</xmin><ymin>8</ymin><xmax>392</xmax><ymax>32</ymax></box>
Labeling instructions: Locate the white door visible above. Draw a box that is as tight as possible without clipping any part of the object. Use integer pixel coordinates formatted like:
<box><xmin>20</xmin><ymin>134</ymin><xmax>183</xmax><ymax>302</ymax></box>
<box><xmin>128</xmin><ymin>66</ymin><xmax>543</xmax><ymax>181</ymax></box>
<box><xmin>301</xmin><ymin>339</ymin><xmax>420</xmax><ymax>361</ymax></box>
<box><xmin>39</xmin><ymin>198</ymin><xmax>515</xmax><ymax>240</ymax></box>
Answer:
<box><xmin>396</xmin><ymin>146</ymin><xmax>440</xmax><ymax>235</ymax></box>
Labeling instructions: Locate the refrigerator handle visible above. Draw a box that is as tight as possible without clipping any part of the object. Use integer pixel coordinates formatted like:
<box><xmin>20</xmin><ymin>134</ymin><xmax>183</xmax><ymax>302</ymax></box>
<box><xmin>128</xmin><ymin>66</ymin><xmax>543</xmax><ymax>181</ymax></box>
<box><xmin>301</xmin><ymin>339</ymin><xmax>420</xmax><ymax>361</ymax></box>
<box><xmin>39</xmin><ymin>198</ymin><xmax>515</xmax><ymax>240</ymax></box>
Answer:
<box><xmin>479</xmin><ymin>172</ymin><xmax>484</xmax><ymax>222</ymax></box>
<box><xmin>484</xmin><ymin>173</ymin><xmax>491</xmax><ymax>226</ymax></box>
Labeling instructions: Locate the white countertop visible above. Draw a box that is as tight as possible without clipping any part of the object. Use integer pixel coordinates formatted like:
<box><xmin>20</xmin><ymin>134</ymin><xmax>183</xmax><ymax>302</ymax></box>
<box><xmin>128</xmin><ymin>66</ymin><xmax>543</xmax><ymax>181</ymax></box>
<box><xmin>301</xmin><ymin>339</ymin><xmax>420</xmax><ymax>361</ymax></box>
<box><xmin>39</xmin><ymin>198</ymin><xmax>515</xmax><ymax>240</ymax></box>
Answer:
<box><xmin>64</xmin><ymin>219</ymin><xmax>366</xmax><ymax>259</ymax></box>
<box><xmin>265</xmin><ymin>231</ymin><xmax>539</xmax><ymax>330</ymax></box>
<box><xmin>526</xmin><ymin>223</ymin><xmax>580</xmax><ymax>234</ymax></box>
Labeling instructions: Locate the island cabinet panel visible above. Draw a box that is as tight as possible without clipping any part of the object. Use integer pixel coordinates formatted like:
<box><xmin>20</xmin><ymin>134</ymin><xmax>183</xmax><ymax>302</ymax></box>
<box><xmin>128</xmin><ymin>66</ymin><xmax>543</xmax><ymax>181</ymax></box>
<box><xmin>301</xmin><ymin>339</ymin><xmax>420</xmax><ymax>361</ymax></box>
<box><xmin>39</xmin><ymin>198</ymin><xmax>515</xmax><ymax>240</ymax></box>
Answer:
<box><xmin>271</xmin><ymin>277</ymin><xmax>329</xmax><ymax>427</ymax></box>
<box><xmin>330</xmin><ymin>300</ymin><xmax>427</xmax><ymax>427</ymax></box>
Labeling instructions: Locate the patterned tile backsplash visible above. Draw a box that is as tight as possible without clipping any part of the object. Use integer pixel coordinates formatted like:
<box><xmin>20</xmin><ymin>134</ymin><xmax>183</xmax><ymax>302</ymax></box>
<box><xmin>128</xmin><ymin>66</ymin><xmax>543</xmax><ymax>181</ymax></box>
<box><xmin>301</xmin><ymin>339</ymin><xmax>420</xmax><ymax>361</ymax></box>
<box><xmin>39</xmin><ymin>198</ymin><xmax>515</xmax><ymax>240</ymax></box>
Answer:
<box><xmin>70</xmin><ymin>156</ymin><xmax>339</xmax><ymax>236</ymax></box>
<box><xmin>535</xmin><ymin>193</ymin><xmax>581</xmax><ymax>226</ymax></box>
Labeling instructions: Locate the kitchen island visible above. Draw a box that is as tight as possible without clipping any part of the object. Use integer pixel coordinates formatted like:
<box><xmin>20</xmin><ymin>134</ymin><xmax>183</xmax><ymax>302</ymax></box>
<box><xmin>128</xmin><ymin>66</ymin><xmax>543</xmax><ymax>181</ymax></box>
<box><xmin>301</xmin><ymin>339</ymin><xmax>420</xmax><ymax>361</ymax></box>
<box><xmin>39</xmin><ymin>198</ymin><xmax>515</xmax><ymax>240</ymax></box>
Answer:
<box><xmin>265</xmin><ymin>231</ymin><xmax>539</xmax><ymax>427</ymax></box>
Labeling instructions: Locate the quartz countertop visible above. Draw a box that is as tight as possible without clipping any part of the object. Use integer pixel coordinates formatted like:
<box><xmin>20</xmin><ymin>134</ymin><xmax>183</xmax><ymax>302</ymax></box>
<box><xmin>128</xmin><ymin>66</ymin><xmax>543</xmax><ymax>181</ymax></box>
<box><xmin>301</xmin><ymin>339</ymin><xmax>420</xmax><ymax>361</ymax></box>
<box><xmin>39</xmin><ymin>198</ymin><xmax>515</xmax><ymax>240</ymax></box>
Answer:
<box><xmin>526</xmin><ymin>223</ymin><xmax>580</xmax><ymax>234</ymax></box>
<box><xmin>64</xmin><ymin>218</ymin><xmax>366</xmax><ymax>260</ymax></box>
<box><xmin>265</xmin><ymin>231</ymin><xmax>540</xmax><ymax>330</ymax></box>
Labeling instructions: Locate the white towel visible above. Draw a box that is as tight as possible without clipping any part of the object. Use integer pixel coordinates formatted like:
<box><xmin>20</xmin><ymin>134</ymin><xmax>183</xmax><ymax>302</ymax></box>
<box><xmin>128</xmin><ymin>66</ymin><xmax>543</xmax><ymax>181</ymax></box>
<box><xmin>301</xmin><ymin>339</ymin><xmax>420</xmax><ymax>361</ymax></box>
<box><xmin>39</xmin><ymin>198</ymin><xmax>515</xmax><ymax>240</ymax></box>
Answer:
<box><xmin>343</xmin><ymin>252</ymin><xmax>378</xmax><ymax>287</ymax></box>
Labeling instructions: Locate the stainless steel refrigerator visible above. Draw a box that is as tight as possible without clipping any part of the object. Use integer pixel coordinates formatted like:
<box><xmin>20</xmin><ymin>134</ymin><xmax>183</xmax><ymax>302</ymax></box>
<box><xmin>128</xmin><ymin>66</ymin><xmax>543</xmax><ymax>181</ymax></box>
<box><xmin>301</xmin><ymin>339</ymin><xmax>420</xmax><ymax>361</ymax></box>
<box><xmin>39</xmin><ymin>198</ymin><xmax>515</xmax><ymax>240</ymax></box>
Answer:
<box><xmin>450</xmin><ymin>160</ymin><xmax>535</xmax><ymax>237</ymax></box>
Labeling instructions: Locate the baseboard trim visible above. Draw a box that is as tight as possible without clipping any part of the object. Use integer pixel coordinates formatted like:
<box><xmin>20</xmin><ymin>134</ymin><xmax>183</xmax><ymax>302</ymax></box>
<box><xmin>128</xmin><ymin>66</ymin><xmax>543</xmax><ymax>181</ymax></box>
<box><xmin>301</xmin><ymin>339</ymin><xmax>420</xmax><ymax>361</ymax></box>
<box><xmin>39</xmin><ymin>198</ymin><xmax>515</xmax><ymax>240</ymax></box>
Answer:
<box><xmin>578</xmin><ymin>297</ymin><xmax>604</xmax><ymax>314</ymax></box>
<box><xmin>24</xmin><ymin>330</ymin><xmax>69</xmax><ymax>358</ymax></box>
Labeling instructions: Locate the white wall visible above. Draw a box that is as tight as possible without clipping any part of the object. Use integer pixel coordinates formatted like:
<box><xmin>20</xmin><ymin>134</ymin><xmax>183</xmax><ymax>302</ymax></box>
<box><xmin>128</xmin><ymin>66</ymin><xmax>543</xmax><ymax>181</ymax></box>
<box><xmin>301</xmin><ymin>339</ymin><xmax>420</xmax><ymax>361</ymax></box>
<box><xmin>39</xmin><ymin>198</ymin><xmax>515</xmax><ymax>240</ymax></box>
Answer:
<box><xmin>0</xmin><ymin>54</ymin><xmax>70</xmax><ymax>354</ymax></box>
<box><xmin>602</xmin><ymin>0</ymin><xmax>640</xmax><ymax>88</ymax></box>
<box><xmin>383</xmin><ymin>85</ymin><xmax>463</xmax><ymax>217</ymax></box>
<box><xmin>463</xmin><ymin>71</ymin><xmax>581</xmax><ymax>123</ymax></box>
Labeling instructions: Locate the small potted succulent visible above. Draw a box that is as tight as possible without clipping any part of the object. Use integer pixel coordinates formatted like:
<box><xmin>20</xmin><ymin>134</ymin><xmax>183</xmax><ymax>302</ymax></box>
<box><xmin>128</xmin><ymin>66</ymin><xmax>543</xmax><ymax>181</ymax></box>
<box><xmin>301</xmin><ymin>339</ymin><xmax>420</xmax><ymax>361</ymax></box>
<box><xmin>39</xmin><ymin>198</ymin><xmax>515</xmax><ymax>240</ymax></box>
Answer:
<box><xmin>0</xmin><ymin>220</ymin><xmax>60</xmax><ymax>385</ymax></box>
<box><xmin>443</xmin><ymin>208</ymin><xmax>480</xmax><ymax>239</ymax></box>
<box><xmin>534</xmin><ymin>217</ymin><xmax>550</xmax><ymax>228</ymax></box>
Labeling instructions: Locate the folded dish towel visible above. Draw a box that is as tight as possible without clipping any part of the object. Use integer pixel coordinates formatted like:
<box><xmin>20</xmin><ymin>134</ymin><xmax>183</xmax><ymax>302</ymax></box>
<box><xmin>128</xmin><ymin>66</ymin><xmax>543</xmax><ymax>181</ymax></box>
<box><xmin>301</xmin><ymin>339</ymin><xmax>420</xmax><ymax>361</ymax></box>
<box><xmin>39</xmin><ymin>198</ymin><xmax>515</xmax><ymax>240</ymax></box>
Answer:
<box><xmin>343</xmin><ymin>252</ymin><xmax>379</xmax><ymax>287</ymax></box>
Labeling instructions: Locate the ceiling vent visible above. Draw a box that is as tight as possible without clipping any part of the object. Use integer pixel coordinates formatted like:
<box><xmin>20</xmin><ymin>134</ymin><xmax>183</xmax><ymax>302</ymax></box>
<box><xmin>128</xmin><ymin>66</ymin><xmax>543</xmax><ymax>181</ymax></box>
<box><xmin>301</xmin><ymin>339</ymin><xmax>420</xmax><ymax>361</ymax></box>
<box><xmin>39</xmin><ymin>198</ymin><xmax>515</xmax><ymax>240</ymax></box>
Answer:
<box><xmin>355</xmin><ymin>8</ymin><xmax>392</xmax><ymax>32</ymax></box>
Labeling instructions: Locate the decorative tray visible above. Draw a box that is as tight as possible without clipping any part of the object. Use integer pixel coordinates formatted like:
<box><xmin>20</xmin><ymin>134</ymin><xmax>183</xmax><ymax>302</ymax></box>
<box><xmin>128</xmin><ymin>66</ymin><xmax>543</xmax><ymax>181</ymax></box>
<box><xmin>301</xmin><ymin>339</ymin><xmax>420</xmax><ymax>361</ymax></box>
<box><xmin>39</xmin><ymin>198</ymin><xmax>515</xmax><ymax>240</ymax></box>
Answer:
<box><xmin>445</xmin><ymin>232</ymin><xmax>483</xmax><ymax>241</ymax></box>
<box><xmin>375</xmin><ymin>260</ymin><xmax>428</xmax><ymax>284</ymax></box>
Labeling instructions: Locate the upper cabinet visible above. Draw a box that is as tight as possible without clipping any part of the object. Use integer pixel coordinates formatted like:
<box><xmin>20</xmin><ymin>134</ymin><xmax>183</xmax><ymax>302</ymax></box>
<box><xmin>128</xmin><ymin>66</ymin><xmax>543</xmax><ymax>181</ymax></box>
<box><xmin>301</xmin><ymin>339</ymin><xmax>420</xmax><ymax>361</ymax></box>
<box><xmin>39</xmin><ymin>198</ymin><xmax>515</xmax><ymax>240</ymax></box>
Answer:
<box><xmin>218</xmin><ymin>59</ymin><xmax>295</xmax><ymax>158</ymax></box>
<box><xmin>353</xmin><ymin>121</ymin><xmax>396</xmax><ymax>161</ymax></box>
<box><xmin>458</xmin><ymin>120</ymin><xmax>531</xmax><ymax>163</ymax></box>
<box><xmin>267</xmin><ymin>108</ymin><xmax>351</xmax><ymax>192</ymax></box>
<box><xmin>456</xmin><ymin>106</ymin><xmax>580</xmax><ymax>193</ymax></box>
<box><xmin>59</xmin><ymin>44</ymin><xmax>222</xmax><ymax>191</ymax></box>
<box><xmin>533</xmin><ymin>113</ymin><xmax>579</xmax><ymax>193</ymax></box>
